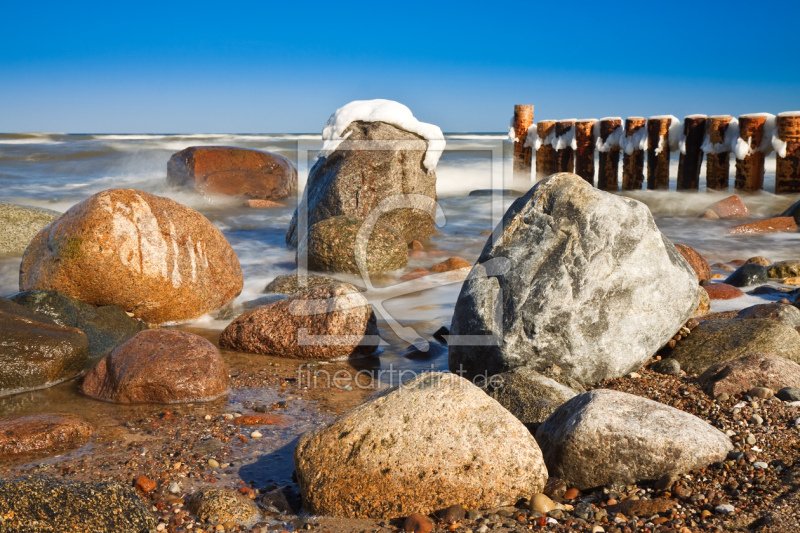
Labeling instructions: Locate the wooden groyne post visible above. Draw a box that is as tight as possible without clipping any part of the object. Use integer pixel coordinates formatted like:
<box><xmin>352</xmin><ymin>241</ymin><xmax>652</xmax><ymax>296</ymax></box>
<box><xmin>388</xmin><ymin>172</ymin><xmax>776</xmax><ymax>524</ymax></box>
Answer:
<box><xmin>677</xmin><ymin>115</ymin><xmax>707</xmax><ymax>190</ymax></box>
<box><xmin>776</xmin><ymin>112</ymin><xmax>800</xmax><ymax>194</ymax></box>
<box><xmin>735</xmin><ymin>114</ymin><xmax>768</xmax><ymax>192</ymax></box>
<box><xmin>574</xmin><ymin>119</ymin><xmax>595</xmax><ymax>185</ymax></box>
<box><xmin>646</xmin><ymin>116</ymin><xmax>672</xmax><ymax>190</ymax></box>
<box><xmin>704</xmin><ymin>115</ymin><xmax>733</xmax><ymax>190</ymax></box>
<box><xmin>512</xmin><ymin>105</ymin><xmax>534</xmax><ymax>182</ymax></box>
<box><xmin>554</xmin><ymin>119</ymin><xmax>576</xmax><ymax>173</ymax></box>
<box><xmin>535</xmin><ymin>120</ymin><xmax>557</xmax><ymax>180</ymax></box>
<box><xmin>597</xmin><ymin>117</ymin><xmax>622</xmax><ymax>191</ymax></box>
<box><xmin>622</xmin><ymin>117</ymin><xmax>646</xmax><ymax>190</ymax></box>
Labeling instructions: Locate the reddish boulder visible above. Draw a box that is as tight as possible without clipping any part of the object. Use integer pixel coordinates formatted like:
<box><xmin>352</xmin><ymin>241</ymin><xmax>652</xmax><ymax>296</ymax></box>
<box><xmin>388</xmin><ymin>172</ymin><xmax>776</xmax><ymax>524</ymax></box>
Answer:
<box><xmin>168</xmin><ymin>146</ymin><xmax>297</xmax><ymax>200</ymax></box>
<box><xmin>19</xmin><ymin>189</ymin><xmax>243</xmax><ymax>324</ymax></box>
<box><xmin>220</xmin><ymin>282</ymin><xmax>377</xmax><ymax>360</ymax></box>
<box><xmin>0</xmin><ymin>413</ymin><xmax>94</xmax><ymax>461</ymax></box>
<box><xmin>674</xmin><ymin>244</ymin><xmax>712</xmax><ymax>282</ymax></box>
<box><xmin>81</xmin><ymin>329</ymin><xmax>228</xmax><ymax>404</ymax></box>
<box><xmin>429</xmin><ymin>257</ymin><xmax>472</xmax><ymax>274</ymax></box>
<box><xmin>703</xmin><ymin>283</ymin><xmax>744</xmax><ymax>300</ymax></box>
<box><xmin>701</xmin><ymin>195</ymin><xmax>749</xmax><ymax>219</ymax></box>
<box><xmin>746</xmin><ymin>256</ymin><xmax>772</xmax><ymax>267</ymax></box>
<box><xmin>726</xmin><ymin>217</ymin><xmax>798</xmax><ymax>235</ymax></box>
<box><xmin>699</xmin><ymin>353</ymin><xmax>800</xmax><ymax>397</ymax></box>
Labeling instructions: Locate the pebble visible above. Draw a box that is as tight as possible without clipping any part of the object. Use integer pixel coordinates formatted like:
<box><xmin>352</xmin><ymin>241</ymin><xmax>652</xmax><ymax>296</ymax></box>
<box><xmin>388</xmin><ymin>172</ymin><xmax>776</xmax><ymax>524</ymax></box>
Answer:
<box><xmin>746</xmin><ymin>434</ymin><xmax>757</xmax><ymax>445</ymax></box>
<box><xmin>749</xmin><ymin>387</ymin><xmax>774</xmax><ymax>399</ymax></box>
<box><xmin>751</xmin><ymin>414</ymin><xmax>764</xmax><ymax>425</ymax></box>
<box><xmin>208</xmin><ymin>458</ymin><xmax>220</xmax><ymax>468</ymax></box>
<box><xmin>715</xmin><ymin>504</ymin><xmax>735</xmax><ymax>514</ymax></box>
<box><xmin>778</xmin><ymin>387</ymin><xmax>800</xmax><ymax>402</ymax></box>
<box><xmin>250</xmin><ymin>430</ymin><xmax>262</xmax><ymax>439</ymax></box>
<box><xmin>754</xmin><ymin>461</ymin><xmax>769</xmax><ymax>470</ymax></box>
<box><xmin>563</xmin><ymin>487</ymin><xmax>579</xmax><ymax>500</ymax></box>
<box><xmin>168</xmin><ymin>482</ymin><xmax>181</xmax><ymax>494</ymax></box>
<box><xmin>475</xmin><ymin>526</ymin><xmax>488</xmax><ymax>533</ymax></box>
<box><xmin>592</xmin><ymin>527</ymin><xmax>604</xmax><ymax>533</ymax></box>
<box><xmin>530</xmin><ymin>493</ymin><xmax>555</xmax><ymax>513</ymax></box>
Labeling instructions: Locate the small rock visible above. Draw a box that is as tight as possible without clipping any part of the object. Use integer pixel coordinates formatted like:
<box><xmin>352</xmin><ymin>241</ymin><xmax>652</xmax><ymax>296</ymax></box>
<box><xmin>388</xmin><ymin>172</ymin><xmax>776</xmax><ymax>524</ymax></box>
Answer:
<box><xmin>134</xmin><ymin>476</ymin><xmax>156</xmax><ymax>493</ymax></box>
<box><xmin>725</xmin><ymin>264</ymin><xmax>769</xmax><ymax>287</ymax></box>
<box><xmin>244</xmin><ymin>199</ymin><xmax>284</xmax><ymax>208</ymax></box>
<box><xmin>753</xmin><ymin>461</ymin><xmax>769</xmax><ymax>470</ymax></box>
<box><xmin>572</xmin><ymin>502</ymin><xmax>593</xmax><ymax>520</ymax></box>
<box><xmin>168</xmin><ymin>482</ymin><xmax>181</xmax><ymax>494</ymax></box>
<box><xmin>186</xmin><ymin>488</ymin><xmax>261</xmax><ymax>527</ymax></box>
<box><xmin>702</xmin><ymin>195</ymin><xmax>749</xmax><ymax>219</ymax></box>
<box><xmin>250</xmin><ymin>430</ymin><xmax>263</xmax><ymax>439</ymax></box>
<box><xmin>530</xmin><ymin>493</ymin><xmax>555</xmax><ymax>513</ymax></box>
<box><xmin>768</xmin><ymin>261</ymin><xmax>800</xmax><ymax>279</ymax></box>
<box><xmin>208</xmin><ymin>458</ymin><xmax>220</xmax><ymax>468</ymax></box>
<box><xmin>650</xmin><ymin>358</ymin><xmax>681</xmax><ymax>376</ymax></box>
<box><xmin>702</xmin><ymin>283</ymin><xmax>745</xmax><ymax>300</ymax></box>
<box><xmin>746</xmin><ymin>434</ymin><xmax>757</xmax><ymax>445</ymax></box>
<box><xmin>778</xmin><ymin>387</ymin><xmax>800</xmax><ymax>401</ymax></box>
<box><xmin>736</xmin><ymin>302</ymin><xmax>800</xmax><ymax>329</ymax></box>
<box><xmin>404</xmin><ymin>513</ymin><xmax>434</xmax><ymax>533</ymax></box>
<box><xmin>654</xmin><ymin>473</ymin><xmax>678</xmax><ymax>491</ymax></box>
<box><xmin>543</xmin><ymin>477</ymin><xmax>568</xmax><ymax>499</ymax></box>
<box><xmin>727</xmin><ymin>217</ymin><xmax>798</xmax><ymax>235</ymax></box>
<box><xmin>749</xmin><ymin>387</ymin><xmax>773</xmax><ymax>400</ymax></box>
<box><xmin>400</xmin><ymin>269</ymin><xmax>429</xmax><ymax>282</ymax></box>
<box><xmin>563</xmin><ymin>487</ymin><xmax>579</xmax><ymax>500</ymax></box>
<box><xmin>438</xmin><ymin>504</ymin><xmax>466</xmax><ymax>524</ymax></box>
<box><xmin>750</xmin><ymin>414</ymin><xmax>764</xmax><ymax>425</ymax></box>
<box><xmin>715</xmin><ymin>504</ymin><xmax>735</xmax><ymax>514</ymax></box>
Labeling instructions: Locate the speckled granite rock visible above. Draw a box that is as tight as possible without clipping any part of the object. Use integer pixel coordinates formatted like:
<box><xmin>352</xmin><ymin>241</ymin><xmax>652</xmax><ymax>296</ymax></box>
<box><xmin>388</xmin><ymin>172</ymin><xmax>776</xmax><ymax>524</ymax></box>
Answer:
<box><xmin>700</xmin><ymin>353</ymin><xmax>800</xmax><ymax>397</ymax></box>
<box><xmin>263</xmin><ymin>273</ymin><xmax>340</xmax><ymax>295</ymax></box>
<box><xmin>0</xmin><ymin>413</ymin><xmax>93</xmax><ymax>462</ymax></box>
<box><xmin>769</xmin><ymin>260</ymin><xmax>800</xmax><ymax>279</ymax></box>
<box><xmin>0</xmin><ymin>202</ymin><xmax>60</xmax><ymax>254</ymax></box>
<box><xmin>294</xmin><ymin>372</ymin><xmax>548</xmax><ymax>519</ymax></box>
<box><xmin>736</xmin><ymin>302</ymin><xmax>800</xmax><ymax>329</ymax></box>
<box><xmin>19</xmin><ymin>189</ymin><xmax>243</xmax><ymax>324</ymax></box>
<box><xmin>0</xmin><ymin>476</ymin><xmax>155</xmax><ymax>532</ymax></box>
<box><xmin>186</xmin><ymin>488</ymin><xmax>261</xmax><ymax>527</ymax></box>
<box><xmin>535</xmin><ymin>389</ymin><xmax>732</xmax><ymax>490</ymax></box>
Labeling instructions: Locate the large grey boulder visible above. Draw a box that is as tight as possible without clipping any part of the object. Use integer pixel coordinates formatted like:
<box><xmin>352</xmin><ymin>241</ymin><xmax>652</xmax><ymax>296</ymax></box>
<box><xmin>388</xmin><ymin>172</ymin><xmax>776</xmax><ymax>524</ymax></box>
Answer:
<box><xmin>286</xmin><ymin>121</ymin><xmax>437</xmax><ymax>248</ymax></box>
<box><xmin>0</xmin><ymin>202</ymin><xmax>59</xmax><ymax>254</ymax></box>
<box><xmin>294</xmin><ymin>372</ymin><xmax>548</xmax><ymax>519</ymax></box>
<box><xmin>535</xmin><ymin>389</ymin><xmax>732</xmax><ymax>490</ymax></box>
<box><xmin>449</xmin><ymin>173</ymin><xmax>699</xmax><ymax>385</ymax></box>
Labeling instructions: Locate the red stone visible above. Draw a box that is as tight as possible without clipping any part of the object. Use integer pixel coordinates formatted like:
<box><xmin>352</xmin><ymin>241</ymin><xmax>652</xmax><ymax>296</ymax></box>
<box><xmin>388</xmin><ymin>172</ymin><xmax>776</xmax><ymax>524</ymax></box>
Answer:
<box><xmin>404</xmin><ymin>513</ymin><xmax>434</xmax><ymax>533</ymax></box>
<box><xmin>429</xmin><ymin>257</ymin><xmax>472</xmax><ymax>274</ymax></box>
<box><xmin>234</xmin><ymin>414</ymin><xmax>284</xmax><ymax>427</ymax></box>
<box><xmin>135</xmin><ymin>475</ymin><xmax>156</xmax><ymax>493</ymax></box>
<box><xmin>410</xmin><ymin>240</ymin><xmax>425</xmax><ymax>252</ymax></box>
<box><xmin>400</xmin><ymin>269</ymin><xmax>429</xmax><ymax>282</ymax></box>
<box><xmin>674</xmin><ymin>244</ymin><xmax>712</xmax><ymax>282</ymax></box>
<box><xmin>702</xmin><ymin>195</ymin><xmax>749</xmax><ymax>219</ymax></box>
<box><xmin>703</xmin><ymin>283</ymin><xmax>744</xmax><ymax>300</ymax></box>
<box><xmin>0</xmin><ymin>413</ymin><xmax>94</xmax><ymax>461</ymax></box>
<box><xmin>564</xmin><ymin>487</ymin><xmax>580</xmax><ymax>500</ymax></box>
<box><xmin>727</xmin><ymin>217</ymin><xmax>798</xmax><ymax>235</ymax></box>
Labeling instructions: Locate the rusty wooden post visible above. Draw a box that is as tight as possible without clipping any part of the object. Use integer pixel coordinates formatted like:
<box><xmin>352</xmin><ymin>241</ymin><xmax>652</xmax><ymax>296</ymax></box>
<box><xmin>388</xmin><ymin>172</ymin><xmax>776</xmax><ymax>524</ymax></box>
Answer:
<box><xmin>535</xmin><ymin>120</ymin><xmax>557</xmax><ymax>180</ymax></box>
<box><xmin>776</xmin><ymin>112</ymin><xmax>800</xmax><ymax>194</ymax></box>
<box><xmin>597</xmin><ymin>117</ymin><xmax>622</xmax><ymax>191</ymax></box>
<box><xmin>677</xmin><ymin>115</ymin><xmax>707</xmax><ymax>190</ymax></box>
<box><xmin>574</xmin><ymin>119</ymin><xmax>595</xmax><ymax>185</ymax></box>
<box><xmin>512</xmin><ymin>105</ymin><xmax>534</xmax><ymax>182</ymax></box>
<box><xmin>735</xmin><ymin>114</ymin><xmax>768</xmax><ymax>192</ymax></box>
<box><xmin>554</xmin><ymin>119</ymin><xmax>576</xmax><ymax>173</ymax></box>
<box><xmin>622</xmin><ymin>117</ymin><xmax>647</xmax><ymax>190</ymax></box>
<box><xmin>704</xmin><ymin>115</ymin><xmax>733</xmax><ymax>190</ymax></box>
<box><xmin>646</xmin><ymin>116</ymin><xmax>673</xmax><ymax>190</ymax></box>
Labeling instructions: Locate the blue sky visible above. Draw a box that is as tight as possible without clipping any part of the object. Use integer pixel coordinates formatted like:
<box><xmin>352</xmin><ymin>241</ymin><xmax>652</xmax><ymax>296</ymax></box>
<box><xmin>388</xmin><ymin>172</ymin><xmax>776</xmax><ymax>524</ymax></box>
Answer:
<box><xmin>1</xmin><ymin>0</ymin><xmax>798</xmax><ymax>133</ymax></box>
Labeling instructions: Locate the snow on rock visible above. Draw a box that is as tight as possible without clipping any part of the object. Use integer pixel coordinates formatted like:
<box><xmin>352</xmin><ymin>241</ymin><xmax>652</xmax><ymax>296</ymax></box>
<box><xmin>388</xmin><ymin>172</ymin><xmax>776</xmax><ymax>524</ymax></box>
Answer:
<box><xmin>595</xmin><ymin>117</ymin><xmax>623</xmax><ymax>152</ymax></box>
<box><xmin>320</xmin><ymin>99</ymin><xmax>445</xmax><ymax>171</ymax></box>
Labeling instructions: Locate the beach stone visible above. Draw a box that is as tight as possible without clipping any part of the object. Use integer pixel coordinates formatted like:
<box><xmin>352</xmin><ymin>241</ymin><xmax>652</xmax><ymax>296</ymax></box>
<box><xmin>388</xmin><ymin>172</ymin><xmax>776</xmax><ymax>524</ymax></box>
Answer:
<box><xmin>712</xmin><ymin>262</ymin><xmax>735</xmax><ymax>271</ymax></box>
<box><xmin>699</xmin><ymin>209</ymin><xmax>719</xmax><ymax>219</ymax></box>
<box><xmin>186</xmin><ymin>488</ymin><xmax>261</xmax><ymax>527</ymax></box>
<box><xmin>0</xmin><ymin>300</ymin><xmax>89</xmax><ymax>397</ymax></box>
<box><xmin>0</xmin><ymin>413</ymin><xmax>93</xmax><ymax>462</ymax></box>
<box><xmin>699</xmin><ymin>353</ymin><xmax>800</xmax><ymax>397</ymax></box>
<box><xmin>702</xmin><ymin>195</ymin><xmax>749</xmax><ymax>219</ymax></box>
<box><xmin>405</xmin><ymin>513</ymin><xmax>435</xmax><ymax>533</ymax></box>
<box><xmin>287</xmin><ymin>121</ymin><xmax>438</xmax><ymax>248</ymax></box>
<box><xmin>212</xmin><ymin>294</ymin><xmax>286</xmax><ymax>321</ymax></box>
<box><xmin>650</xmin><ymin>358</ymin><xmax>681</xmax><ymax>376</ymax></box>
<box><xmin>167</xmin><ymin>146</ymin><xmax>296</xmax><ymax>200</ymax></box>
<box><xmin>438</xmin><ymin>504</ymin><xmax>466</xmax><ymax>524</ymax></box>
<box><xmin>263</xmin><ymin>273</ymin><xmax>339</xmax><ymax>295</ymax></box>
<box><xmin>768</xmin><ymin>261</ymin><xmax>800</xmax><ymax>279</ymax></box>
<box><xmin>725</xmin><ymin>264</ymin><xmax>768</xmax><ymax>287</ymax></box>
<box><xmin>449</xmin><ymin>173</ymin><xmax>699</xmax><ymax>386</ymax></box>
<box><xmin>294</xmin><ymin>372</ymin><xmax>548</xmax><ymax>519</ymax></box>
<box><xmin>300</xmin><ymin>215</ymin><xmax>408</xmax><ymax>274</ymax></box>
<box><xmin>778</xmin><ymin>387</ymin><xmax>800</xmax><ymax>402</ymax></box>
<box><xmin>0</xmin><ymin>475</ymin><xmax>155</xmax><ymax>532</ymax></box>
<box><xmin>674</xmin><ymin>244</ymin><xmax>711</xmax><ymax>282</ymax></box>
<box><xmin>736</xmin><ymin>302</ymin><xmax>800</xmax><ymax>329</ymax></box>
<box><xmin>487</xmin><ymin>367</ymin><xmax>582</xmax><ymax>431</ymax></box>
<box><xmin>530</xmin><ymin>494</ymin><xmax>555</xmax><ymax>513</ymax></box>
<box><xmin>81</xmin><ymin>329</ymin><xmax>228</xmax><ymax>404</ymax></box>
<box><xmin>694</xmin><ymin>286</ymin><xmax>711</xmax><ymax>317</ymax></box>
<box><xmin>0</xmin><ymin>202</ymin><xmax>60</xmax><ymax>254</ymax></box>
<box><xmin>429</xmin><ymin>257</ymin><xmax>472</xmax><ymax>274</ymax></box>
<box><xmin>535</xmin><ymin>389</ymin><xmax>732</xmax><ymax>490</ymax></box>
<box><xmin>400</xmin><ymin>268</ymin><xmax>429</xmax><ymax>281</ymax></box>
<box><xmin>19</xmin><ymin>189</ymin><xmax>243</xmax><ymax>324</ymax></box>
<box><xmin>220</xmin><ymin>282</ymin><xmax>377</xmax><ymax>359</ymax></box>
<box><xmin>703</xmin><ymin>283</ymin><xmax>744</xmax><ymax>300</ymax></box>
<box><xmin>134</xmin><ymin>476</ymin><xmax>156</xmax><ymax>494</ymax></box>
<box><xmin>746</xmin><ymin>256</ymin><xmax>772</xmax><ymax>267</ymax></box>
<box><xmin>9</xmin><ymin>290</ymin><xmax>146</xmax><ymax>358</ymax></box>
<box><xmin>670</xmin><ymin>319</ymin><xmax>800</xmax><ymax>375</ymax></box>
<box><xmin>243</xmin><ymin>199</ymin><xmax>284</xmax><ymax>208</ymax></box>
<box><xmin>606</xmin><ymin>498</ymin><xmax>676</xmax><ymax>518</ymax></box>
<box><xmin>727</xmin><ymin>217</ymin><xmax>798</xmax><ymax>235</ymax></box>
<box><xmin>750</xmin><ymin>386</ymin><xmax>774</xmax><ymax>399</ymax></box>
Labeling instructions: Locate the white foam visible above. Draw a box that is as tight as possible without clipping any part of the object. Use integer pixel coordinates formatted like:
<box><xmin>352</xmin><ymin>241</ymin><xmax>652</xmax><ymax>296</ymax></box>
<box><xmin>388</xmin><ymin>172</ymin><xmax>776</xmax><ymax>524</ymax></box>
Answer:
<box><xmin>319</xmin><ymin>99</ymin><xmax>445</xmax><ymax>171</ymax></box>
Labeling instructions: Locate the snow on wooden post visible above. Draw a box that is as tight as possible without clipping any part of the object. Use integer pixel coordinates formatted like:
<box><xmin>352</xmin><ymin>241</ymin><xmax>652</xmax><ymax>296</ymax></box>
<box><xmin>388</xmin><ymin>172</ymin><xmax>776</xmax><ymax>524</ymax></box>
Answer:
<box><xmin>734</xmin><ymin>114</ymin><xmax>768</xmax><ymax>192</ymax></box>
<box><xmin>597</xmin><ymin>117</ymin><xmax>622</xmax><ymax>191</ymax></box>
<box><xmin>574</xmin><ymin>119</ymin><xmax>595</xmax><ymax>185</ymax></box>
<box><xmin>646</xmin><ymin>116</ymin><xmax>673</xmax><ymax>190</ymax></box>
<box><xmin>512</xmin><ymin>105</ymin><xmax>534</xmax><ymax>182</ymax></box>
<box><xmin>677</xmin><ymin>115</ymin><xmax>707</xmax><ymax>190</ymax></box>
<box><xmin>622</xmin><ymin>117</ymin><xmax>647</xmax><ymax>190</ymax></box>
<box><xmin>554</xmin><ymin>120</ymin><xmax>576</xmax><ymax>173</ymax></box>
<box><xmin>775</xmin><ymin>112</ymin><xmax>800</xmax><ymax>194</ymax></box>
<box><xmin>535</xmin><ymin>120</ymin><xmax>557</xmax><ymax>180</ymax></box>
<box><xmin>704</xmin><ymin>115</ymin><xmax>734</xmax><ymax>190</ymax></box>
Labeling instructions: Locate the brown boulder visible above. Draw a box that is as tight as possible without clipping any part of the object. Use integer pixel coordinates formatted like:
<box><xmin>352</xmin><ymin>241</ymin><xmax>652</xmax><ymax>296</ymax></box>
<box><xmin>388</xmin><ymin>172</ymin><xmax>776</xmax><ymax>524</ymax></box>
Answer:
<box><xmin>699</xmin><ymin>353</ymin><xmax>800</xmax><ymax>397</ymax></box>
<box><xmin>0</xmin><ymin>413</ymin><xmax>93</xmax><ymax>461</ymax></box>
<box><xmin>81</xmin><ymin>329</ymin><xmax>228</xmax><ymax>404</ymax></box>
<box><xmin>220</xmin><ymin>282</ymin><xmax>378</xmax><ymax>359</ymax></box>
<box><xmin>405</xmin><ymin>513</ymin><xmax>434</xmax><ymax>533</ymax></box>
<box><xmin>168</xmin><ymin>146</ymin><xmax>296</xmax><ymax>200</ymax></box>
<box><xmin>703</xmin><ymin>283</ymin><xmax>744</xmax><ymax>300</ymax></box>
<box><xmin>674</xmin><ymin>244</ymin><xmax>712</xmax><ymax>282</ymax></box>
<box><xmin>701</xmin><ymin>195</ymin><xmax>749</xmax><ymax>219</ymax></box>
<box><xmin>726</xmin><ymin>217</ymin><xmax>798</xmax><ymax>235</ymax></box>
<box><xmin>746</xmin><ymin>256</ymin><xmax>772</xmax><ymax>267</ymax></box>
<box><xmin>429</xmin><ymin>256</ymin><xmax>472</xmax><ymax>274</ymax></box>
<box><xmin>19</xmin><ymin>189</ymin><xmax>243</xmax><ymax>324</ymax></box>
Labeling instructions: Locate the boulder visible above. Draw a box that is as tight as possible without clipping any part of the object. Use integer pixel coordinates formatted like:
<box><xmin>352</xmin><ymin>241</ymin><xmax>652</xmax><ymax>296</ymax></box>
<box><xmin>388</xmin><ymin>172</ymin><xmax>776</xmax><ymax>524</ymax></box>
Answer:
<box><xmin>487</xmin><ymin>367</ymin><xmax>583</xmax><ymax>431</ymax></box>
<box><xmin>263</xmin><ymin>273</ymin><xmax>341</xmax><ymax>295</ymax></box>
<box><xmin>287</xmin><ymin>121</ymin><xmax>438</xmax><ymax>248</ymax></box>
<box><xmin>19</xmin><ymin>189</ymin><xmax>243</xmax><ymax>324</ymax></box>
<box><xmin>736</xmin><ymin>302</ymin><xmax>800</xmax><ymax>329</ymax></box>
<box><xmin>703</xmin><ymin>283</ymin><xmax>744</xmax><ymax>300</ymax></box>
<box><xmin>167</xmin><ymin>146</ymin><xmax>296</xmax><ymax>200</ymax></box>
<box><xmin>674</xmin><ymin>244</ymin><xmax>711</xmax><ymax>282</ymax></box>
<box><xmin>745</xmin><ymin>256</ymin><xmax>772</xmax><ymax>267</ymax></box>
<box><xmin>535</xmin><ymin>389</ymin><xmax>732</xmax><ymax>490</ymax></box>
<box><xmin>220</xmin><ymin>282</ymin><xmax>378</xmax><ymax>360</ymax></box>
<box><xmin>0</xmin><ymin>202</ymin><xmax>60</xmax><ymax>254</ymax></box>
<box><xmin>0</xmin><ymin>413</ymin><xmax>94</xmax><ymax>462</ymax></box>
<box><xmin>726</xmin><ymin>217</ymin><xmax>798</xmax><ymax>235</ymax></box>
<box><xmin>768</xmin><ymin>260</ymin><xmax>800</xmax><ymax>279</ymax></box>
<box><xmin>186</xmin><ymin>488</ymin><xmax>261</xmax><ymax>527</ymax></box>
<box><xmin>294</xmin><ymin>372</ymin><xmax>548</xmax><ymax>519</ymax></box>
<box><xmin>449</xmin><ymin>173</ymin><xmax>699</xmax><ymax>386</ymax></box>
<box><xmin>669</xmin><ymin>319</ymin><xmax>800</xmax><ymax>375</ymax></box>
<box><xmin>0</xmin><ymin>476</ymin><xmax>155</xmax><ymax>532</ymax></box>
<box><xmin>725</xmin><ymin>264</ymin><xmax>768</xmax><ymax>287</ymax></box>
<box><xmin>0</xmin><ymin>300</ymin><xmax>88</xmax><ymax>397</ymax></box>
<box><xmin>701</xmin><ymin>195</ymin><xmax>748</xmax><ymax>219</ymax></box>
<box><xmin>300</xmin><ymin>215</ymin><xmax>408</xmax><ymax>274</ymax></box>
<box><xmin>699</xmin><ymin>353</ymin><xmax>800</xmax><ymax>397</ymax></box>
<box><xmin>9</xmin><ymin>290</ymin><xmax>146</xmax><ymax>358</ymax></box>
<box><xmin>81</xmin><ymin>329</ymin><xmax>228</xmax><ymax>404</ymax></box>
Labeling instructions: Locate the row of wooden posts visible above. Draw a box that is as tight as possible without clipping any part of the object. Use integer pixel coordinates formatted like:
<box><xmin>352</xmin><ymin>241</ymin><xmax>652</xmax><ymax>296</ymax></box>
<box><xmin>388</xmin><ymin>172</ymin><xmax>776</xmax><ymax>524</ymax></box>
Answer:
<box><xmin>511</xmin><ymin>105</ymin><xmax>800</xmax><ymax>193</ymax></box>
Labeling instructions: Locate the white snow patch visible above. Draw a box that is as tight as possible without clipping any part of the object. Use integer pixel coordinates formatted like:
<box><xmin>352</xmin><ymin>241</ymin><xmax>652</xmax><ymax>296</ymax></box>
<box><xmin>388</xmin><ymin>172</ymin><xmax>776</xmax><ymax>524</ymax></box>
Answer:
<box><xmin>734</xmin><ymin>136</ymin><xmax>752</xmax><ymax>160</ymax></box>
<box><xmin>760</xmin><ymin>114</ymin><xmax>777</xmax><ymax>156</ymax></box>
<box><xmin>320</xmin><ymin>99</ymin><xmax>445</xmax><ymax>171</ymax></box>
<box><xmin>778</xmin><ymin>111</ymin><xmax>800</xmax><ymax>117</ymax></box>
<box><xmin>620</xmin><ymin>125</ymin><xmax>648</xmax><ymax>155</ymax></box>
<box><xmin>526</xmin><ymin>124</ymin><xmax>556</xmax><ymax>150</ymax></box>
<box><xmin>773</xmin><ymin>137</ymin><xmax>788</xmax><ymax>158</ymax></box>
<box><xmin>701</xmin><ymin>117</ymin><xmax>739</xmax><ymax>155</ymax></box>
<box><xmin>553</xmin><ymin>121</ymin><xmax>577</xmax><ymax>151</ymax></box>
<box><xmin>595</xmin><ymin>118</ymin><xmax>623</xmax><ymax>152</ymax></box>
